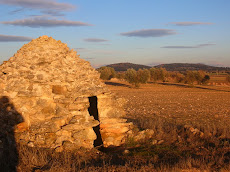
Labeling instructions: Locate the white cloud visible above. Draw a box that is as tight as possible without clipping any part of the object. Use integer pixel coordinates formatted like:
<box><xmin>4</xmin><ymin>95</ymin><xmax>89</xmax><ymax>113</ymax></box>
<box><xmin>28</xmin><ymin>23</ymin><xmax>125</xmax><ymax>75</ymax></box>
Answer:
<box><xmin>169</xmin><ymin>22</ymin><xmax>214</xmax><ymax>26</ymax></box>
<box><xmin>2</xmin><ymin>16</ymin><xmax>93</xmax><ymax>28</ymax></box>
<box><xmin>75</xmin><ymin>48</ymin><xmax>122</xmax><ymax>55</ymax></box>
<box><xmin>0</xmin><ymin>34</ymin><xmax>32</xmax><ymax>42</ymax></box>
<box><xmin>120</xmin><ymin>29</ymin><xmax>177</xmax><ymax>38</ymax></box>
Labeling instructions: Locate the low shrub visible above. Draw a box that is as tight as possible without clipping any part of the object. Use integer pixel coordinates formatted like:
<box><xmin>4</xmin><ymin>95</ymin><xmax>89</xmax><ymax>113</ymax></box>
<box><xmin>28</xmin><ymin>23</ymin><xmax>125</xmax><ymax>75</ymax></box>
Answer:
<box><xmin>97</xmin><ymin>67</ymin><xmax>116</xmax><ymax>80</ymax></box>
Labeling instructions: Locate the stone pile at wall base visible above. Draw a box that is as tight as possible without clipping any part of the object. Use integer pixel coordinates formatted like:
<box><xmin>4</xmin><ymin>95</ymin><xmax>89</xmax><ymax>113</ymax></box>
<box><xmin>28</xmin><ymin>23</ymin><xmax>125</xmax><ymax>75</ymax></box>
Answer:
<box><xmin>0</xmin><ymin>35</ymin><xmax>132</xmax><ymax>151</ymax></box>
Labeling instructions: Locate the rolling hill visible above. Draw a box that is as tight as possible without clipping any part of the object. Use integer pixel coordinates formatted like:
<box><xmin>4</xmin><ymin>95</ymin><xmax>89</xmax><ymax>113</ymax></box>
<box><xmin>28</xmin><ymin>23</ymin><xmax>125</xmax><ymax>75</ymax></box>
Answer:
<box><xmin>104</xmin><ymin>63</ymin><xmax>230</xmax><ymax>72</ymax></box>
<box><xmin>106</xmin><ymin>63</ymin><xmax>151</xmax><ymax>71</ymax></box>
<box><xmin>155</xmin><ymin>63</ymin><xmax>230</xmax><ymax>72</ymax></box>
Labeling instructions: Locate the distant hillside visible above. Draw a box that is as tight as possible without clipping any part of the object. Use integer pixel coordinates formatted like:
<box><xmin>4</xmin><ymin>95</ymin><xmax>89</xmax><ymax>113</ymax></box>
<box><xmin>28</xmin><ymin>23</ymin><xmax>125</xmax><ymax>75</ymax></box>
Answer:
<box><xmin>106</xmin><ymin>63</ymin><xmax>151</xmax><ymax>71</ymax></box>
<box><xmin>155</xmin><ymin>63</ymin><xmax>230</xmax><ymax>72</ymax></box>
<box><xmin>104</xmin><ymin>62</ymin><xmax>230</xmax><ymax>72</ymax></box>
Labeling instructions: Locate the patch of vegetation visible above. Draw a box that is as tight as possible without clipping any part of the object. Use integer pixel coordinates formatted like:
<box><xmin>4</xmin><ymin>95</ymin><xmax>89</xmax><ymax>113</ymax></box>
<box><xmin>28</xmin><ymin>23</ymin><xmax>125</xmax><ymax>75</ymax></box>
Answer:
<box><xmin>97</xmin><ymin>66</ymin><xmax>116</xmax><ymax>80</ymax></box>
<box><xmin>127</xmin><ymin>114</ymin><xmax>230</xmax><ymax>171</ymax></box>
<box><xmin>124</xmin><ymin>68</ymin><xmax>150</xmax><ymax>87</ymax></box>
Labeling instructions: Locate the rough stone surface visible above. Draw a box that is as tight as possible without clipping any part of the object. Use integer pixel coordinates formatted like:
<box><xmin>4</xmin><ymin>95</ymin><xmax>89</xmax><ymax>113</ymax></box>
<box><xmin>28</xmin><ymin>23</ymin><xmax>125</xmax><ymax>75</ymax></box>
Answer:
<box><xmin>133</xmin><ymin>129</ymin><xmax>155</xmax><ymax>142</ymax></box>
<box><xmin>0</xmin><ymin>35</ymin><xmax>132</xmax><ymax>150</ymax></box>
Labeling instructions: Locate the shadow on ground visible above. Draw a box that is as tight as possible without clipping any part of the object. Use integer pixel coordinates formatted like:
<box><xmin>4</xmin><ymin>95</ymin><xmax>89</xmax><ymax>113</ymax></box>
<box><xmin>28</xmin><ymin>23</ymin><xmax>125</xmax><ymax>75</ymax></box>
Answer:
<box><xmin>105</xmin><ymin>81</ymin><xmax>131</xmax><ymax>88</ymax></box>
<box><xmin>0</xmin><ymin>96</ymin><xmax>24</xmax><ymax>172</ymax></box>
<box><xmin>159</xmin><ymin>82</ymin><xmax>230</xmax><ymax>92</ymax></box>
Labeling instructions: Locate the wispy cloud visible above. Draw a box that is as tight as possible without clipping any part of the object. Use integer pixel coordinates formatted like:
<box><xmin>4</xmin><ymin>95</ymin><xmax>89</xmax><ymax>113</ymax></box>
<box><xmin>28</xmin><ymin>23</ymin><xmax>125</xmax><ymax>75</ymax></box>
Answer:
<box><xmin>206</xmin><ymin>61</ymin><xmax>229</xmax><ymax>67</ymax></box>
<box><xmin>74</xmin><ymin>48</ymin><xmax>122</xmax><ymax>55</ymax></box>
<box><xmin>82</xmin><ymin>57</ymin><xmax>95</xmax><ymax>60</ymax></box>
<box><xmin>75</xmin><ymin>48</ymin><xmax>86</xmax><ymax>50</ymax></box>
<box><xmin>147</xmin><ymin>62</ymin><xmax>162</xmax><ymax>66</ymax></box>
<box><xmin>0</xmin><ymin>0</ymin><xmax>75</xmax><ymax>15</ymax></box>
<box><xmin>8</xmin><ymin>8</ymin><xmax>25</xmax><ymax>15</ymax></box>
<box><xmin>162</xmin><ymin>46</ymin><xmax>197</xmax><ymax>49</ymax></box>
<box><xmin>0</xmin><ymin>34</ymin><xmax>32</xmax><ymax>42</ymax></box>
<box><xmin>162</xmin><ymin>43</ymin><xmax>215</xmax><ymax>49</ymax></box>
<box><xmin>2</xmin><ymin>16</ymin><xmax>93</xmax><ymax>28</ymax></box>
<box><xmin>135</xmin><ymin>48</ymin><xmax>145</xmax><ymax>50</ymax></box>
<box><xmin>198</xmin><ymin>43</ymin><xmax>216</xmax><ymax>47</ymax></box>
<box><xmin>169</xmin><ymin>22</ymin><xmax>214</xmax><ymax>26</ymax></box>
<box><xmin>120</xmin><ymin>29</ymin><xmax>177</xmax><ymax>38</ymax></box>
<box><xmin>83</xmin><ymin>38</ymin><xmax>109</xmax><ymax>42</ymax></box>
<box><xmin>91</xmin><ymin>63</ymin><xmax>105</xmax><ymax>68</ymax></box>
<box><xmin>40</xmin><ymin>10</ymin><xmax>65</xmax><ymax>16</ymax></box>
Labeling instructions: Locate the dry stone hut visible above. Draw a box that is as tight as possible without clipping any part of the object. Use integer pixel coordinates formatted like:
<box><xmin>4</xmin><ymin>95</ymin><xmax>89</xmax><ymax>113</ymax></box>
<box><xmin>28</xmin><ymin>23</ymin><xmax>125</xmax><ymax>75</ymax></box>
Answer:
<box><xmin>0</xmin><ymin>35</ymin><xmax>132</xmax><ymax>151</ymax></box>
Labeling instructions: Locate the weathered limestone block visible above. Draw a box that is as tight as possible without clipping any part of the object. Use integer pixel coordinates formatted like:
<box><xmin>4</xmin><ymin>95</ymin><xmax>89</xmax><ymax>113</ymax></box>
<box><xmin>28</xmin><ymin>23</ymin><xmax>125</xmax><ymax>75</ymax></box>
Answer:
<box><xmin>62</xmin><ymin>124</ymin><xmax>85</xmax><ymax>131</ymax></box>
<box><xmin>69</xmin><ymin>110</ymin><xmax>89</xmax><ymax>117</ymax></box>
<box><xmin>101</xmin><ymin>125</ymin><xmax>129</xmax><ymax>134</ymax></box>
<box><xmin>72</xmin><ymin>128</ymin><xmax>97</xmax><ymax>142</ymax></box>
<box><xmin>133</xmin><ymin>129</ymin><xmax>155</xmax><ymax>142</ymax></box>
<box><xmin>100</xmin><ymin>118</ymin><xmax>133</xmax><ymax>147</ymax></box>
<box><xmin>56</xmin><ymin>129</ymin><xmax>72</xmax><ymax>137</ymax></box>
<box><xmin>30</xmin><ymin>121</ymin><xmax>60</xmax><ymax>133</ymax></box>
<box><xmin>54</xmin><ymin>98</ymin><xmax>73</xmax><ymax>104</ymax></box>
<box><xmin>97</xmin><ymin>93</ymin><xmax>126</xmax><ymax>118</ymax></box>
<box><xmin>52</xmin><ymin>85</ymin><xmax>67</xmax><ymax>95</ymax></box>
<box><xmin>45</xmin><ymin>133</ymin><xmax>57</xmax><ymax>145</ymax></box>
<box><xmin>68</xmin><ymin>102</ymin><xmax>89</xmax><ymax>111</ymax></box>
<box><xmin>69</xmin><ymin>114</ymin><xmax>95</xmax><ymax>124</ymax></box>
<box><xmin>51</xmin><ymin>116</ymin><xmax>67</xmax><ymax>128</ymax></box>
<box><xmin>55</xmin><ymin>135</ymin><xmax>73</xmax><ymax>147</ymax></box>
<box><xmin>62</xmin><ymin>119</ymin><xmax>99</xmax><ymax>131</ymax></box>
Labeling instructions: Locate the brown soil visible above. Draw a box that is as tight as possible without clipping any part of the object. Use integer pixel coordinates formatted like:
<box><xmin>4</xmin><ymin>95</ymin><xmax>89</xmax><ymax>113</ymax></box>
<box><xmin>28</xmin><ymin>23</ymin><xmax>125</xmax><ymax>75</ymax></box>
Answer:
<box><xmin>107</xmin><ymin>79</ymin><xmax>230</xmax><ymax>127</ymax></box>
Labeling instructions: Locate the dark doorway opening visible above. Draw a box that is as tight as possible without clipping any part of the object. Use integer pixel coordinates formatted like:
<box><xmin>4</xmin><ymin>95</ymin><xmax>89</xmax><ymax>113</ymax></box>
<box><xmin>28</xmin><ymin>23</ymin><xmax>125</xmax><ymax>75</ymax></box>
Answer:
<box><xmin>88</xmin><ymin>96</ymin><xmax>103</xmax><ymax>147</ymax></box>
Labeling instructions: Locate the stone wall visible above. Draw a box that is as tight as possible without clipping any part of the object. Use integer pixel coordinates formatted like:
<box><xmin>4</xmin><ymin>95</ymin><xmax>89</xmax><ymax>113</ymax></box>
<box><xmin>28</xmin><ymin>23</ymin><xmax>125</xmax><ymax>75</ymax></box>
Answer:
<box><xmin>0</xmin><ymin>36</ymin><xmax>132</xmax><ymax>151</ymax></box>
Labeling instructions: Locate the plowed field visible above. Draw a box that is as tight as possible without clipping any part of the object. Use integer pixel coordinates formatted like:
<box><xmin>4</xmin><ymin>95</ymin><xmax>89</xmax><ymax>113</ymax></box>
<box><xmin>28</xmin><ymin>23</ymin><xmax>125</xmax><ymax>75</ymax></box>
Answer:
<box><xmin>106</xmin><ymin>80</ymin><xmax>230</xmax><ymax>127</ymax></box>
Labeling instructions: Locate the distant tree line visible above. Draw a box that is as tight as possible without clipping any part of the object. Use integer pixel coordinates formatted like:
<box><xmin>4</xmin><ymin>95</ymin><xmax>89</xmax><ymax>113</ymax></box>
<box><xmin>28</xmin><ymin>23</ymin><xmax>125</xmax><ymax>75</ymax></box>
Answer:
<box><xmin>97</xmin><ymin>66</ymin><xmax>230</xmax><ymax>87</ymax></box>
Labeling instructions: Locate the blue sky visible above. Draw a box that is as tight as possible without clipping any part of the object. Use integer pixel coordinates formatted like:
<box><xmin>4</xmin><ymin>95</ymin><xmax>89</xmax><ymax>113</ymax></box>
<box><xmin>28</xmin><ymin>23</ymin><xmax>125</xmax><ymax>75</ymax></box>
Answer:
<box><xmin>0</xmin><ymin>0</ymin><xmax>230</xmax><ymax>67</ymax></box>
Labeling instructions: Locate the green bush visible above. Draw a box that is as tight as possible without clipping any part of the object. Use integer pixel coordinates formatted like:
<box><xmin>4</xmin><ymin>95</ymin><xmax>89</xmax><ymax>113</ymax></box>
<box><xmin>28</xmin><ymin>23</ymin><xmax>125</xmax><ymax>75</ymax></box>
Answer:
<box><xmin>185</xmin><ymin>70</ymin><xmax>210</xmax><ymax>85</ymax></box>
<box><xmin>125</xmin><ymin>68</ymin><xmax>151</xmax><ymax>87</ymax></box>
<box><xmin>202</xmin><ymin>75</ymin><xmax>210</xmax><ymax>84</ymax></box>
<box><xmin>170</xmin><ymin>72</ymin><xmax>185</xmax><ymax>83</ymax></box>
<box><xmin>125</xmin><ymin>68</ymin><xmax>140</xmax><ymax>87</ymax></box>
<box><xmin>116</xmin><ymin>72</ymin><xmax>125</xmax><ymax>80</ymax></box>
<box><xmin>137</xmin><ymin>69</ymin><xmax>150</xmax><ymax>84</ymax></box>
<box><xmin>97</xmin><ymin>67</ymin><xmax>116</xmax><ymax>80</ymax></box>
<box><xmin>185</xmin><ymin>71</ymin><xmax>197</xmax><ymax>85</ymax></box>
<box><xmin>149</xmin><ymin>68</ymin><xmax>168</xmax><ymax>82</ymax></box>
